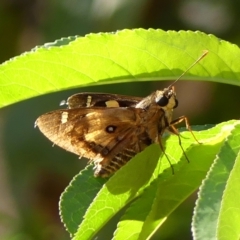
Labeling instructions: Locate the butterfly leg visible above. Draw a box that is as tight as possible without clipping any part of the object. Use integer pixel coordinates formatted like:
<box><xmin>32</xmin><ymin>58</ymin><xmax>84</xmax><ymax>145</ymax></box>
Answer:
<box><xmin>167</xmin><ymin>124</ymin><xmax>190</xmax><ymax>163</ymax></box>
<box><xmin>167</xmin><ymin>116</ymin><xmax>201</xmax><ymax>164</ymax></box>
<box><xmin>158</xmin><ymin>135</ymin><xmax>175</xmax><ymax>174</ymax></box>
<box><xmin>170</xmin><ymin>116</ymin><xmax>200</xmax><ymax>144</ymax></box>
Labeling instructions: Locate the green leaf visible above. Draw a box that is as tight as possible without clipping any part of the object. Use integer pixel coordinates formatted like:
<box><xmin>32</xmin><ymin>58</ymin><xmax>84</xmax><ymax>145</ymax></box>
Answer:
<box><xmin>192</xmin><ymin>122</ymin><xmax>240</xmax><ymax>240</ymax></box>
<box><xmin>59</xmin><ymin>120</ymin><xmax>239</xmax><ymax>240</ymax></box>
<box><xmin>59</xmin><ymin>165</ymin><xmax>107</xmax><ymax>236</ymax></box>
<box><xmin>115</xmin><ymin>121</ymin><xmax>239</xmax><ymax>240</ymax></box>
<box><xmin>218</xmin><ymin>142</ymin><xmax>240</xmax><ymax>240</ymax></box>
<box><xmin>3</xmin><ymin>28</ymin><xmax>240</xmax><ymax>239</ymax></box>
<box><xmin>113</xmin><ymin>178</ymin><xmax>159</xmax><ymax>240</ymax></box>
<box><xmin>1</xmin><ymin>29</ymin><xmax>240</xmax><ymax>107</ymax></box>
<box><xmin>72</xmin><ymin>144</ymin><xmax>162</xmax><ymax>240</ymax></box>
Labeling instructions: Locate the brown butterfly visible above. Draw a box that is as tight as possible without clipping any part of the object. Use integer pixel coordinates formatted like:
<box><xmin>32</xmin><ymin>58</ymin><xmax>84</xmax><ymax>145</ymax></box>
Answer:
<box><xmin>35</xmin><ymin>51</ymin><xmax>207</xmax><ymax>177</ymax></box>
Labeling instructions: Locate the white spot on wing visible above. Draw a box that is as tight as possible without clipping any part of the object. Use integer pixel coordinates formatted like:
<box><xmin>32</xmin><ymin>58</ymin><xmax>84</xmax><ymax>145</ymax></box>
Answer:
<box><xmin>61</xmin><ymin>112</ymin><xmax>68</xmax><ymax>123</ymax></box>
<box><xmin>86</xmin><ymin>95</ymin><xmax>92</xmax><ymax>107</ymax></box>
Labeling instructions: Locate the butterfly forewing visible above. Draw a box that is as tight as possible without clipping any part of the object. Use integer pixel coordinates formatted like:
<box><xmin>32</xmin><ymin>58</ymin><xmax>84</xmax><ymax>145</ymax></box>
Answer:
<box><xmin>36</xmin><ymin>105</ymin><xmax>161</xmax><ymax>177</ymax></box>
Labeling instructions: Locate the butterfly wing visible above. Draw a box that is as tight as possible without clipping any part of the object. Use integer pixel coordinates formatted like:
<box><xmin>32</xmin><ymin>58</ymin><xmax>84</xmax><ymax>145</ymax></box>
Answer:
<box><xmin>67</xmin><ymin>92</ymin><xmax>143</xmax><ymax>108</ymax></box>
<box><xmin>36</xmin><ymin>107</ymin><xmax>150</xmax><ymax>177</ymax></box>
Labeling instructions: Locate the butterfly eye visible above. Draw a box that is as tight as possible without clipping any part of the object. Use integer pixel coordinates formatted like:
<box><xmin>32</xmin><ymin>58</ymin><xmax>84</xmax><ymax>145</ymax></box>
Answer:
<box><xmin>156</xmin><ymin>96</ymin><xmax>169</xmax><ymax>107</ymax></box>
<box><xmin>173</xmin><ymin>99</ymin><xmax>178</xmax><ymax>108</ymax></box>
<box><xmin>106</xmin><ymin>125</ymin><xmax>117</xmax><ymax>133</ymax></box>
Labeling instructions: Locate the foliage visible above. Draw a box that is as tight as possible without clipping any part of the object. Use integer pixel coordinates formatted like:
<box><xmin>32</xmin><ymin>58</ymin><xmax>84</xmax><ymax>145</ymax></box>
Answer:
<box><xmin>1</xmin><ymin>29</ymin><xmax>240</xmax><ymax>240</ymax></box>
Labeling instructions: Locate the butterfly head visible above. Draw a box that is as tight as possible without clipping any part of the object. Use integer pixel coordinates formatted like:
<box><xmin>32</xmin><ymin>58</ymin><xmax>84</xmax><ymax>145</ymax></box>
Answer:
<box><xmin>155</xmin><ymin>86</ymin><xmax>178</xmax><ymax>111</ymax></box>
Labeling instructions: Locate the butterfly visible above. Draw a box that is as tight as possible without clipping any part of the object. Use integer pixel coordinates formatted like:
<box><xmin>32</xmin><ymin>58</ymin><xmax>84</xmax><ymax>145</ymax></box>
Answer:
<box><xmin>35</xmin><ymin>51</ymin><xmax>207</xmax><ymax>177</ymax></box>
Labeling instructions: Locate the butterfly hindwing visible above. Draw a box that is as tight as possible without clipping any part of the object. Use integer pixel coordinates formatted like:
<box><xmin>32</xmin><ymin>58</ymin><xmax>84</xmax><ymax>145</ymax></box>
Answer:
<box><xmin>67</xmin><ymin>92</ymin><xmax>142</xmax><ymax>109</ymax></box>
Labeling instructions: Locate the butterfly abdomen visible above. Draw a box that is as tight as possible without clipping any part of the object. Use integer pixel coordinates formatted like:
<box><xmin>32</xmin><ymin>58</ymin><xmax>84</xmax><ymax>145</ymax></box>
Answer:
<box><xmin>94</xmin><ymin>147</ymin><xmax>138</xmax><ymax>177</ymax></box>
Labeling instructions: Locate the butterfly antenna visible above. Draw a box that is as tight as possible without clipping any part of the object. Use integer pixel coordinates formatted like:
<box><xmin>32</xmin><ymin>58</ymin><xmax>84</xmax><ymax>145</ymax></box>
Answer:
<box><xmin>167</xmin><ymin>50</ymin><xmax>208</xmax><ymax>89</ymax></box>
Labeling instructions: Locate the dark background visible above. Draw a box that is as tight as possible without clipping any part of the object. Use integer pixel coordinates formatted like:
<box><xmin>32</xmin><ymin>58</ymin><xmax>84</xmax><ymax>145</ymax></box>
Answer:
<box><xmin>0</xmin><ymin>1</ymin><xmax>239</xmax><ymax>239</ymax></box>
